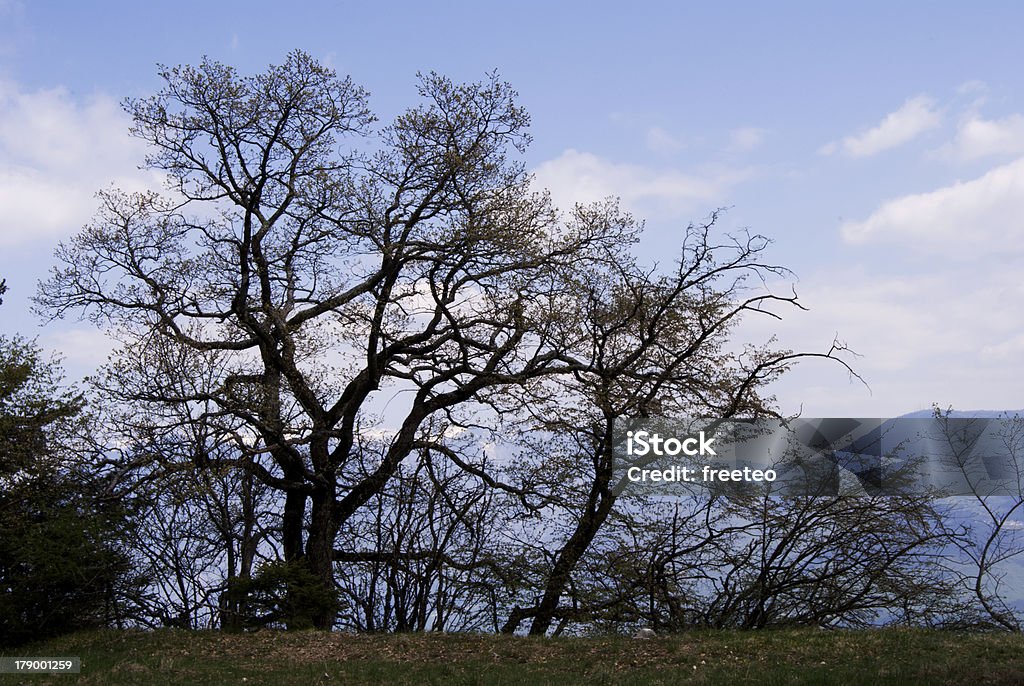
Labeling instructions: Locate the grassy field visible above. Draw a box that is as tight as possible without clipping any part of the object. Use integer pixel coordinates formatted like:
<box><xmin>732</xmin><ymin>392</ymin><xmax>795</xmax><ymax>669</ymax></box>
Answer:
<box><xmin>3</xmin><ymin>627</ymin><xmax>1024</xmax><ymax>685</ymax></box>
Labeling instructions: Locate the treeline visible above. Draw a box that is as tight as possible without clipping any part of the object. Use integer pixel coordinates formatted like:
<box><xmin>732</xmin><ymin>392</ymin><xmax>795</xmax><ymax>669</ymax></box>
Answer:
<box><xmin>3</xmin><ymin>53</ymin><xmax>1022</xmax><ymax>644</ymax></box>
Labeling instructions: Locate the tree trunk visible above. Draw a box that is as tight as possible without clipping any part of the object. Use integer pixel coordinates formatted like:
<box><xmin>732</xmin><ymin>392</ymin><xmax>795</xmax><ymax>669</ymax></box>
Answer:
<box><xmin>521</xmin><ymin>427</ymin><xmax>617</xmax><ymax>636</ymax></box>
<box><xmin>306</xmin><ymin>486</ymin><xmax>339</xmax><ymax>629</ymax></box>
<box><xmin>525</xmin><ymin>487</ymin><xmax>615</xmax><ymax>635</ymax></box>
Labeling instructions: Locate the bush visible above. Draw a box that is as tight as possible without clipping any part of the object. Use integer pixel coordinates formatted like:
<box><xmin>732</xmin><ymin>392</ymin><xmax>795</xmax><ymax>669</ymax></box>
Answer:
<box><xmin>222</xmin><ymin>560</ymin><xmax>340</xmax><ymax>631</ymax></box>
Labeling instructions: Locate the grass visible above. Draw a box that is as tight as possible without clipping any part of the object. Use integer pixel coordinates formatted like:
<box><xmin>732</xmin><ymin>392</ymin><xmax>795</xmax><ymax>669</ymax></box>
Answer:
<box><xmin>3</xmin><ymin>627</ymin><xmax>1024</xmax><ymax>685</ymax></box>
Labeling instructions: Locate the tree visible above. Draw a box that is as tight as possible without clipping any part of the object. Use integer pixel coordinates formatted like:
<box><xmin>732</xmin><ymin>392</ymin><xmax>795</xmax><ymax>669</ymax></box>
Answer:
<box><xmin>36</xmin><ymin>52</ymin><xmax>635</xmax><ymax>629</ymax></box>
<box><xmin>496</xmin><ymin>215</ymin><xmax>815</xmax><ymax>634</ymax></box>
<box><xmin>333</xmin><ymin>452</ymin><xmax>506</xmax><ymax>632</ymax></box>
<box><xmin>0</xmin><ymin>290</ymin><xmax>140</xmax><ymax>644</ymax></box>
<box><xmin>90</xmin><ymin>346</ymin><xmax>279</xmax><ymax>630</ymax></box>
<box><xmin>36</xmin><ymin>52</ymin><xmax>853</xmax><ymax>631</ymax></box>
<box><xmin>932</xmin><ymin>409</ymin><xmax>1024</xmax><ymax>631</ymax></box>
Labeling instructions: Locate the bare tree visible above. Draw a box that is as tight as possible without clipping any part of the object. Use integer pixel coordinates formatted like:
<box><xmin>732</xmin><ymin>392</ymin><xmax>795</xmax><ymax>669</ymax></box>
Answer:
<box><xmin>934</xmin><ymin>409</ymin><xmax>1024</xmax><ymax>631</ymax></box>
<box><xmin>334</xmin><ymin>448</ymin><xmax>510</xmax><ymax>632</ymax></box>
<box><xmin>37</xmin><ymin>52</ymin><xmax>905</xmax><ymax>635</ymax></box>
<box><xmin>84</xmin><ymin>331</ymin><xmax>280</xmax><ymax>629</ymax></box>
<box><xmin>493</xmin><ymin>214</ymin><xmax>861</xmax><ymax>635</ymax></box>
<box><xmin>36</xmin><ymin>52</ymin><xmax>640</xmax><ymax>628</ymax></box>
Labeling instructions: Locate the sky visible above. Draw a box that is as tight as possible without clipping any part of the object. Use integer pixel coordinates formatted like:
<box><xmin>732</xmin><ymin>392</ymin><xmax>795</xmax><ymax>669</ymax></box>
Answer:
<box><xmin>1</xmin><ymin>1</ymin><xmax>1023</xmax><ymax>417</ymax></box>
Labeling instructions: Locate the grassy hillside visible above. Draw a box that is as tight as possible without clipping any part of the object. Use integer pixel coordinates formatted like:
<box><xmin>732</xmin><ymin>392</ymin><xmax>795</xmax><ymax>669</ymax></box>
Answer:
<box><xmin>3</xmin><ymin>628</ymin><xmax>1024</xmax><ymax>685</ymax></box>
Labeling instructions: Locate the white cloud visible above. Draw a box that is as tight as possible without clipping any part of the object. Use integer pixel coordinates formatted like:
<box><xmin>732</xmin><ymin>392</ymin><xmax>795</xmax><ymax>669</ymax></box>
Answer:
<box><xmin>957</xmin><ymin>80</ymin><xmax>989</xmax><ymax>97</ymax></box>
<box><xmin>940</xmin><ymin>114</ymin><xmax>1024</xmax><ymax>161</ymax></box>
<box><xmin>840</xmin><ymin>156</ymin><xmax>1024</xmax><ymax>254</ymax></box>
<box><xmin>821</xmin><ymin>95</ymin><xmax>941</xmax><ymax>158</ymax></box>
<box><xmin>735</xmin><ymin>266</ymin><xmax>1024</xmax><ymax>417</ymax></box>
<box><xmin>981</xmin><ymin>332</ymin><xmax>1024</xmax><ymax>362</ymax></box>
<box><xmin>0</xmin><ymin>80</ymin><xmax>157</xmax><ymax>247</ymax></box>
<box><xmin>532</xmin><ymin>149</ymin><xmax>746</xmax><ymax>220</ymax></box>
<box><xmin>729</xmin><ymin>127</ymin><xmax>766</xmax><ymax>152</ymax></box>
<box><xmin>645</xmin><ymin>126</ymin><xmax>685</xmax><ymax>154</ymax></box>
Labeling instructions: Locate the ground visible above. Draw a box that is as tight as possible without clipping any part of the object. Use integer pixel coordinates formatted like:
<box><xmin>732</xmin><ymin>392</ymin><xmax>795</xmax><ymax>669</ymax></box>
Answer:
<box><xmin>3</xmin><ymin>627</ymin><xmax>1024</xmax><ymax>685</ymax></box>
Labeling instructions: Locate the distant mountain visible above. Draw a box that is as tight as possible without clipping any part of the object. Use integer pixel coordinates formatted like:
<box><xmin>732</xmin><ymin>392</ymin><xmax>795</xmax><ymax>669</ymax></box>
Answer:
<box><xmin>899</xmin><ymin>409</ymin><xmax>1024</xmax><ymax>419</ymax></box>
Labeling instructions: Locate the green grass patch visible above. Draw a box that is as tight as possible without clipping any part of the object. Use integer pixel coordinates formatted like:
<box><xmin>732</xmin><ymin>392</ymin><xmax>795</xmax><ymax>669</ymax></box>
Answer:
<box><xmin>3</xmin><ymin>627</ymin><xmax>1024</xmax><ymax>685</ymax></box>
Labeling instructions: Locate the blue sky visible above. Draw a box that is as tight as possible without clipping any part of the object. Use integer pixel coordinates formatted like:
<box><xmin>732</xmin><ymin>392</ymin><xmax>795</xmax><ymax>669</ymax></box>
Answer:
<box><xmin>2</xmin><ymin>1</ymin><xmax>1024</xmax><ymax>416</ymax></box>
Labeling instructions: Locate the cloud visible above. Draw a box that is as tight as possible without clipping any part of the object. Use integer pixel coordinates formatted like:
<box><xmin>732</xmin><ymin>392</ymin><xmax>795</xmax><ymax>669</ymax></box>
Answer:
<box><xmin>981</xmin><ymin>332</ymin><xmax>1024</xmax><ymax>362</ymax></box>
<box><xmin>734</xmin><ymin>266</ymin><xmax>1024</xmax><ymax>417</ymax></box>
<box><xmin>729</xmin><ymin>127</ymin><xmax>766</xmax><ymax>152</ymax></box>
<box><xmin>840</xmin><ymin>156</ymin><xmax>1024</xmax><ymax>254</ymax></box>
<box><xmin>939</xmin><ymin>114</ymin><xmax>1024</xmax><ymax>161</ymax></box>
<box><xmin>532</xmin><ymin>149</ymin><xmax>746</xmax><ymax>220</ymax></box>
<box><xmin>0</xmin><ymin>80</ymin><xmax>157</xmax><ymax>248</ymax></box>
<box><xmin>820</xmin><ymin>95</ymin><xmax>941</xmax><ymax>158</ymax></box>
<box><xmin>645</xmin><ymin>126</ymin><xmax>685</xmax><ymax>154</ymax></box>
<box><xmin>957</xmin><ymin>80</ymin><xmax>989</xmax><ymax>97</ymax></box>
